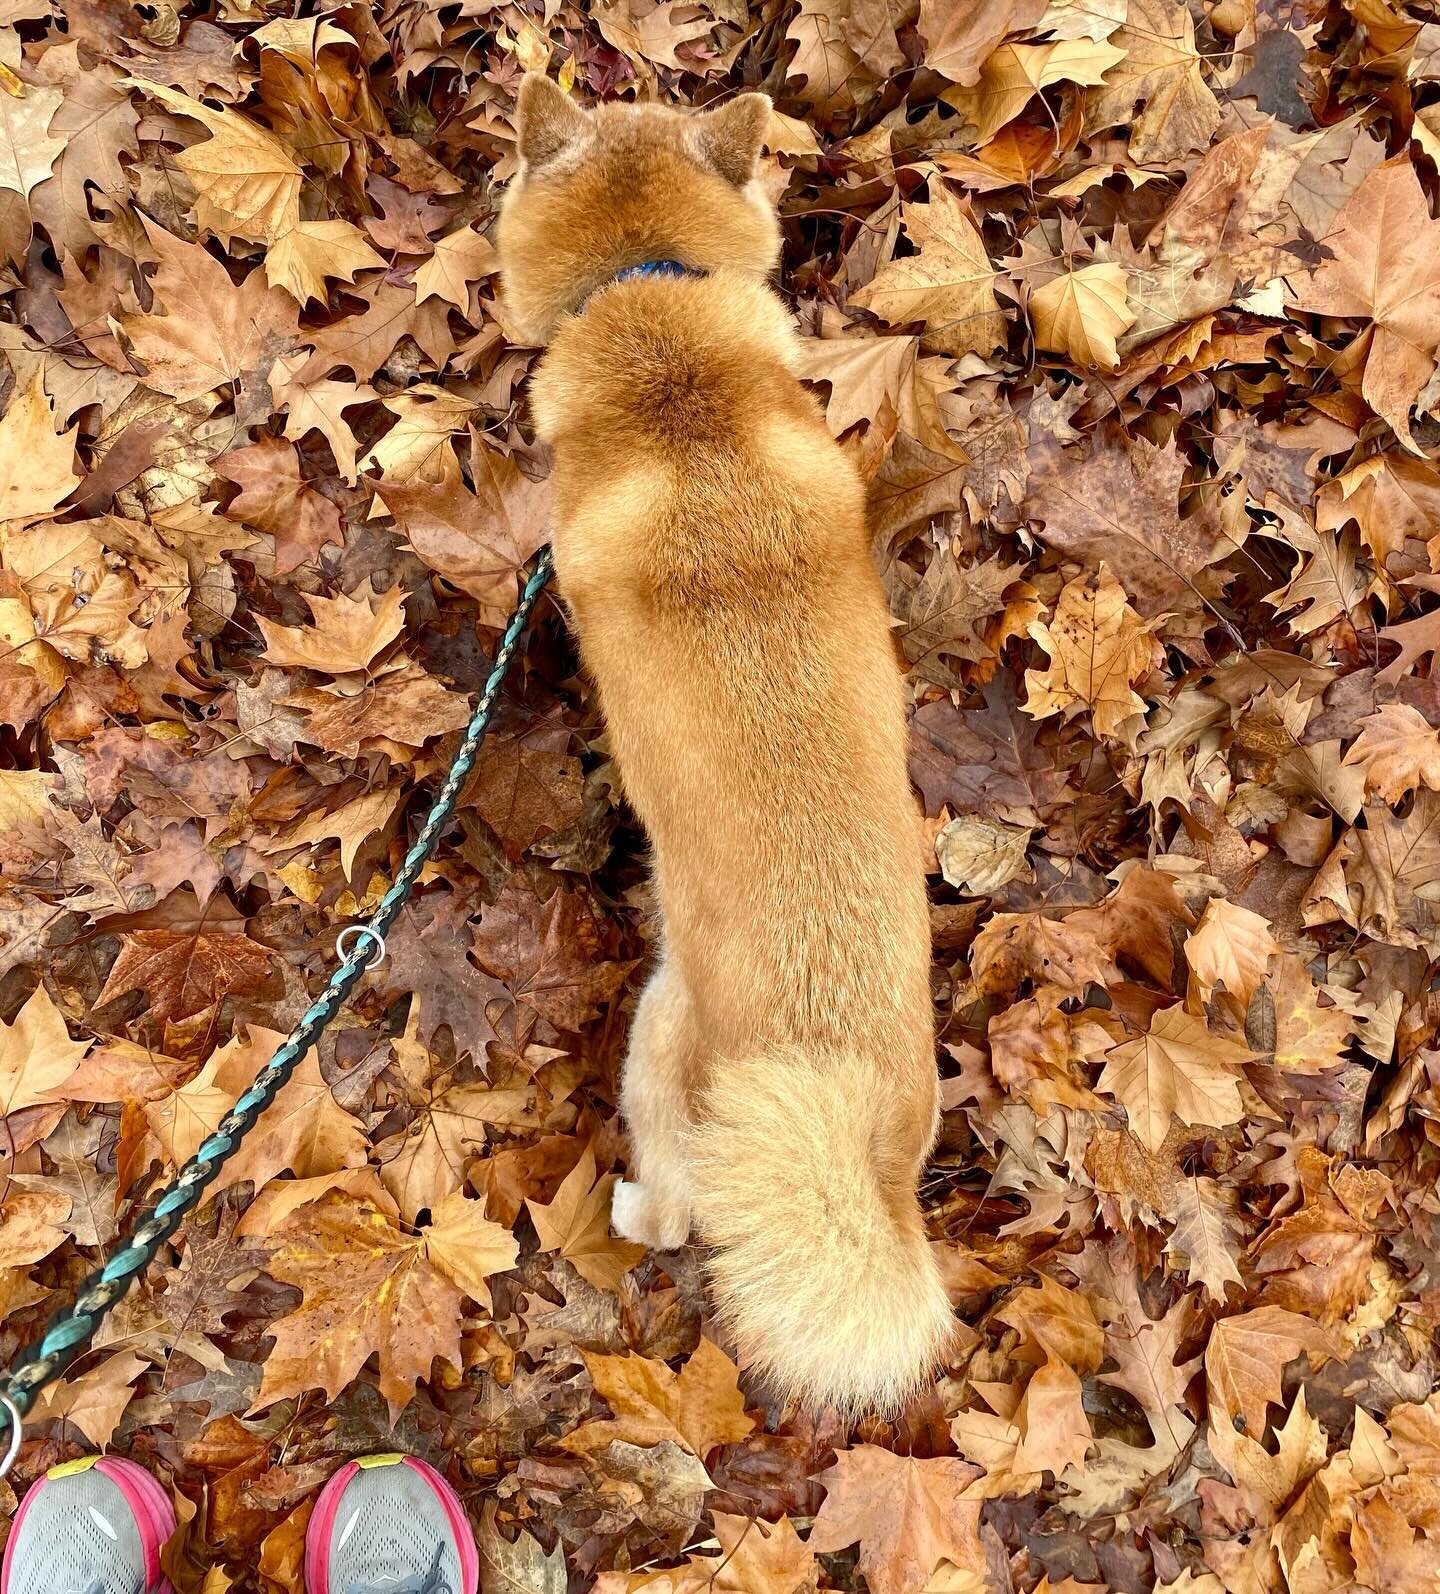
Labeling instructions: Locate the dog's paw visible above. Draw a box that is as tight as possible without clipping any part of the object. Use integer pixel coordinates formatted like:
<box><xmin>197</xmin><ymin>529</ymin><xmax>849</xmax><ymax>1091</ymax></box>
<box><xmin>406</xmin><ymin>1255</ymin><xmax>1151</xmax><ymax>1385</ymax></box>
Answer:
<box><xmin>612</xmin><ymin>1179</ymin><xmax>690</xmax><ymax>1250</ymax></box>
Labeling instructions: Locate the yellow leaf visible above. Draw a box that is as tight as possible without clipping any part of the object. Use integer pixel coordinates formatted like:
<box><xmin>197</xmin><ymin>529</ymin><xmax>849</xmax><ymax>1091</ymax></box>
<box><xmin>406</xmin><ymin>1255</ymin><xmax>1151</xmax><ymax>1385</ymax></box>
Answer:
<box><xmin>422</xmin><ymin>1188</ymin><xmax>519</xmax><ymax>1310</ymax></box>
<box><xmin>1185</xmin><ymin>897</ymin><xmax>1280</xmax><ymax>1015</ymax></box>
<box><xmin>414</xmin><ymin>229</ymin><xmax>499</xmax><ymax>309</ymax></box>
<box><xmin>267</xmin><ymin>220</ymin><xmax>384</xmax><ymax>305</ymax></box>
<box><xmin>1084</xmin><ymin>0</ymin><xmax>1221</xmax><ymax>163</ymax></box>
<box><xmin>1030</xmin><ymin>263</ymin><xmax>1135</xmax><ymax>368</ymax></box>
<box><xmin>0</xmin><ymin>369</ymin><xmax>80</xmax><ymax>523</ymax></box>
<box><xmin>527</xmin><ymin>1144</ymin><xmax>646</xmax><ymax>1292</ymax></box>
<box><xmin>0</xmin><ymin>984</ymin><xmax>90</xmax><ymax>1116</ymax></box>
<box><xmin>1023</xmin><ymin>563</ymin><xmax>1159</xmax><ymax>739</ymax></box>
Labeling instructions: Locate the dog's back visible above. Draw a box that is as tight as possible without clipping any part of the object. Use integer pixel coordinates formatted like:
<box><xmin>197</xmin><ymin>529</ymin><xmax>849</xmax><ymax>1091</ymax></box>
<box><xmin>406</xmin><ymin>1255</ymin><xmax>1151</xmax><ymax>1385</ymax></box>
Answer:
<box><xmin>499</xmin><ymin>78</ymin><xmax>954</xmax><ymax>1415</ymax></box>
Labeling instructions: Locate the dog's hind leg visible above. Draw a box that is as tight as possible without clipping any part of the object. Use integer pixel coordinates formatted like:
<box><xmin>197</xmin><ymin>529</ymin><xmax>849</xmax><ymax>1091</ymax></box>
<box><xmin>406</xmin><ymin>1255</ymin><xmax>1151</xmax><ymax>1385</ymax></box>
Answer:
<box><xmin>612</xmin><ymin>958</ymin><xmax>700</xmax><ymax>1251</ymax></box>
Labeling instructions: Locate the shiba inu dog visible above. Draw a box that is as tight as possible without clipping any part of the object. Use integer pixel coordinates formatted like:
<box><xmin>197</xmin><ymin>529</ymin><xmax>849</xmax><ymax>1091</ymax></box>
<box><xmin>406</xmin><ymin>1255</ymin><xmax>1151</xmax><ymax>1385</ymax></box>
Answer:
<box><xmin>498</xmin><ymin>75</ymin><xmax>953</xmax><ymax>1413</ymax></box>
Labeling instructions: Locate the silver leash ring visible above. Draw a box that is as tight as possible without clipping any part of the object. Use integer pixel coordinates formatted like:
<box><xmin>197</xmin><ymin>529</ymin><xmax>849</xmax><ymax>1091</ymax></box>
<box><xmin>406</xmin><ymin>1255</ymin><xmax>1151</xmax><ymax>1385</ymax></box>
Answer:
<box><xmin>0</xmin><ymin>1390</ymin><xmax>23</xmax><ymax>1479</ymax></box>
<box><xmin>335</xmin><ymin>925</ymin><xmax>387</xmax><ymax>971</ymax></box>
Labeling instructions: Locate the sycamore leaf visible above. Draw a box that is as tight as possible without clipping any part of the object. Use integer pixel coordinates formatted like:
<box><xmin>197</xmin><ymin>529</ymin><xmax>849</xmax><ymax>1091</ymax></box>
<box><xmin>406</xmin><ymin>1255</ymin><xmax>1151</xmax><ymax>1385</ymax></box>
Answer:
<box><xmin>0</xmin><ymin>83</ymin><xmax>65</xmax><ymax>199</ymax></box>
<box><xmin>1290</xmin><ymin>160</ymin><xmax>1440</xmax><ymax>451</ymax></box>
<box><xmin>0</xmin><ymin>984</ymin><xmax>90</xmax><ymax>1116</ymax></box>
<box><xmin>0</xmin><ymin>370</ymin><xmax>80</xmax><ymax>523</ymax></box>
<box><xmin>1185</xmin><ymin>897</ymin><xmax>1280</xmax><ymax>1015</ymax></box>
<box><xmin>1166</xmin><ymin>1176</ymin><xmax>1243</xmax><ymax>1301</ymax></box>
<box><xmin>1024</xmin><ymin>564</ymin><xmax>1161</xmax><ymax>739</ymax></box>
<box><xmin>1029</xmin><ymin>264</ymin><xmax>1135</xmax><ymax>370</ymax></box>
<box><xmin>917</xmin><ymin>0</ymin><xmax>1047</xmax><ymax>86</ymax></box>
<box><xmin>217</xmin><ymin>438</ymin><xmax>343</xmax><ymax>574</ymax></box>
<box><xmin>527</xmin><ymin>1143</ymin><xmax>645</xmax><ymax>1291</ymax></box>
<box><xmin>809</xmin><ymin>1448</ymin><xmax>986</xmax><ymax>1594</ymax></box>
<box><xmin>1097</xmin><ymin>1004</ymin><xmax>1252</xmax><ymax>1153</ymax></box>
<box><xmin>97</xmin><ymin>928</ymin><xmax>275</xmax><ymax>1026</ymax></box>
<box><xmin>563</xmin><ymin>1337</ymin><xmax>756</xmax><ymax>1462</ymax></box>
<box><xmin>124</xmin><ymin>80</ymin><xmax>302</xmax><ymax>245</ymax></box>
<box><xmin>851</xmin><ymin>187</ymin><xmax>1005</xmax><ymax>357</ymax></box>
<box><xmin>415</xmin><ymin>228</ymin><xmax>499</xmax><ymax>309</ymax></box>
<box><xmin>32</xmin><ymin>1350</ymin><xmax>146</xmax><ymax>1448</ymax></box>
<box><xmin>1344</xmin><ymin>703</ymin><xmax>1440</xmax><ymax>802</ymax></box>
<box><xmin>256</xmin><ymin>587</ymin><xmax>406</xmax><ymax>677</ymax></box>
<box><xmin>267</xmin><ymin>220</ymin><xmax>384</xmax><ymax>306</ymax></box>
<box><xmin>1204</xmin><ymin>1305</ymin><xmax>1337</xmax><ymax>1435</ymax></box>
<box><xmin>254</xmin><ymin>1192</ymin><xmax>508</xmax><ymax>1417</ymax></box>
<box><xmin>1084</xmin><ymin>0</ymin><xmax>1221</xmax><ymax>163</ymax></box>
<box><xmin>145</xmin><ymin>1053</ymin><xmax>233</xmax><ymax>1166</ymax></box>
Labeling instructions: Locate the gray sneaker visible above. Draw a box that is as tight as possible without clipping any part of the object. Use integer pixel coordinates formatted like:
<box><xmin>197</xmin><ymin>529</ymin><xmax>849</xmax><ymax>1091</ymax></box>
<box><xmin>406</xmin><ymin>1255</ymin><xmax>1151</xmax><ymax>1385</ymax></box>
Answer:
<box><xmin>2</xmin><ymin>1455</ymin><xmax>177</xmax><ymax>1594</ymax></box>
<box><xmin>304</xmin><ymin>1454</ymin><xmax>477</xmax><ymax>1594</ymax></box>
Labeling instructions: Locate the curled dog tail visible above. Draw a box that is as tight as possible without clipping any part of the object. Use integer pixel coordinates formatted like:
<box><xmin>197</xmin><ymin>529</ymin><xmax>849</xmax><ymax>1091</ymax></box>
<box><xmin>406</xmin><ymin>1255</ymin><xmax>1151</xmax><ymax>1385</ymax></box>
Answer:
<box><xmin>688</xmin><ymin>1050</ymin><xmax>954</xmax><ymax>1416</ymax></box>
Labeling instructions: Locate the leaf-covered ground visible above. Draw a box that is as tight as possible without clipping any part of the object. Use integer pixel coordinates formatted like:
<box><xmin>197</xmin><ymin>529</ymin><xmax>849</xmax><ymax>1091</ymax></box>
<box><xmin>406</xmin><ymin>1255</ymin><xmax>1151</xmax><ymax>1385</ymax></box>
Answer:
<box><xmin>3</xmin><ymin>0</ymin><xmax>1440</xmax><ymax>1589</ymax></box>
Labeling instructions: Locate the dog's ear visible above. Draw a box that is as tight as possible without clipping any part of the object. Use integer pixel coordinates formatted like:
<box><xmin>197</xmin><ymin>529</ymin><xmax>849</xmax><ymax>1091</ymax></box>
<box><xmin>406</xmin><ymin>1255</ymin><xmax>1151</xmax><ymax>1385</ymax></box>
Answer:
<box><xmin>692</xmin><ymin>93</ymin><xmax>771</xmax><ymax>185</ymax></box>
<box><xmin>516</xmin><ymin>73</ymin><xmax>589</xmax><ymax>168</ymax></box>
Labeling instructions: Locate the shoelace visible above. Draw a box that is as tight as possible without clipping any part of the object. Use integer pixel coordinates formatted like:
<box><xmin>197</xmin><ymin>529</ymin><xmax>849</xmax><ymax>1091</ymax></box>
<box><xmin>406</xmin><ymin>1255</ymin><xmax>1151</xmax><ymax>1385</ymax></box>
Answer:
<box><xmin>348</xmin><ymin>1542</ymin><xmax>452</xmax><ymax>1594</ymax></box>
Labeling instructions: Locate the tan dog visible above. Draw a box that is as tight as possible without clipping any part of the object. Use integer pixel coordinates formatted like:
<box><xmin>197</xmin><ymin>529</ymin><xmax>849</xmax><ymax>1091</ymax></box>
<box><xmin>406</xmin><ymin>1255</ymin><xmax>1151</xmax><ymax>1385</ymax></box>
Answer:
<box><xmin>498</xmin><ymin>75</ymin><xmax>953</xmax><ymax>1414</ymax></box>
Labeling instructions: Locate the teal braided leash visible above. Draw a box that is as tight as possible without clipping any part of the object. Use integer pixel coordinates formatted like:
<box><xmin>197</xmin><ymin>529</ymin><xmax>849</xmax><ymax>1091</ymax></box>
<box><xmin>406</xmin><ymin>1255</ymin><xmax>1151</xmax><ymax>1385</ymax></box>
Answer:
<box><xmin>0</xmin><ymin>549</ymin><xmax>554</xmax><ymax>1442</ymax></box>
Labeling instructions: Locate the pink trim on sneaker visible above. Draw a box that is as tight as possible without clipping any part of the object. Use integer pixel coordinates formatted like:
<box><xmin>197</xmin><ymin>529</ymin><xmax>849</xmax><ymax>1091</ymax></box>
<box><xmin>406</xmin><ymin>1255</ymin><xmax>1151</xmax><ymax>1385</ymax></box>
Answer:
<box><xmin>95</xmin><ymin>1458</ymin><xmax>177</xmax><ymax>1593</ymax></box>
<box><xmin>303</xmin><ymin>1457</ymin><xmax>478</xmax><ymax>1594</ymax></box>
<box><xmin>2</xmin><ymin>1457</ymin><xmax>176</xmax><ymax>1594</ymax></box>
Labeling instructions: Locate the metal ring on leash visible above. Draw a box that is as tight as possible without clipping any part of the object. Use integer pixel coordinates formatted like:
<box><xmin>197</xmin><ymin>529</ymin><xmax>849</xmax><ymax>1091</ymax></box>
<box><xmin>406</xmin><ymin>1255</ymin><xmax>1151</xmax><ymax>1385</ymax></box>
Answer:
<box><xmin>0</xmin><ymin>1390</ymin><xmax>22</xmax><ymax>1479</ymax></box>
<box><xmin>335</xmin><ymin>925</ymin><xmax>387</xmax><ymax>971</ymax></box>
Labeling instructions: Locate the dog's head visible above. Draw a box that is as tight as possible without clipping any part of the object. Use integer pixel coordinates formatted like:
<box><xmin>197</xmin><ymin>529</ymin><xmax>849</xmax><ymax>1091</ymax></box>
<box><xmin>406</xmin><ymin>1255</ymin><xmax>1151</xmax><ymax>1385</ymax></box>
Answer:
<box><xmin>498</xmin><ymin>76</ymin><xmax>779</xmax><ymax>344</ymax></box>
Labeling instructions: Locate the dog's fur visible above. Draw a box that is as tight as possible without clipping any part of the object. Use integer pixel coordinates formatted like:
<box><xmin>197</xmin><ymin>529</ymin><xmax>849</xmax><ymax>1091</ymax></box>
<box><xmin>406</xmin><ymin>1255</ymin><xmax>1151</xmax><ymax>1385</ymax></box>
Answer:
<box><xmin>498</xmin><ymin>76</ymin><xmax>953</xmax><ymax>1414</ymax></box>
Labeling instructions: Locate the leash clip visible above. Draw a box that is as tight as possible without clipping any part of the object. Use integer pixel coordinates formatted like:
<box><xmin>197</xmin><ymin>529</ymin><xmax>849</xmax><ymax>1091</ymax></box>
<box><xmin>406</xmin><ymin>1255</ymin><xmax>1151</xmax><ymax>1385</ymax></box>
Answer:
<box><xmin>336</xmin><ymin>925</ymin><xmax>387</xmax><ymax>971</ymax></box>
<box><xmin>0</xmin><ymin>1390</ymin><xmax>23</xmax><ymax>1479</ymax></box>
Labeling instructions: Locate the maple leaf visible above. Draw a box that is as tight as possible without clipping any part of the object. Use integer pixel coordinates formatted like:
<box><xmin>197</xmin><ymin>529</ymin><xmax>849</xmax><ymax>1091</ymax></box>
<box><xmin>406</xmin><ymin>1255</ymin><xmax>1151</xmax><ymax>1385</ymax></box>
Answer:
<box><xmin>218</xmin><ymin>439</ymin><xmax>343</xmax><ymax>574</ymax></box>
<box><xmin>527</xmin><ymin>1143</ymin><xmax>646</xmax><ymax>1290</ymax></box>
<box><xmin>32</xmin><ymin>1350</ymin><xmax>146</xmax><ymax>1449</ymax></box>
<box><xmin>1030</xmin><ymin>264</ymin><xmax>1135</xmax><ymax>370</ymax></box>
<box><xmin>266</xmin><ymin>221</ymin><xmax>384</xmax><ymax>307</ymax></box>
<box><xmin>0</xmin><ymin>82</ymin><xmax>65</xmax><ymax>199</ymax></box>
<box><xmin>1258</xmin><ymin>953</ymin><xmax>1352</xmax><ymax>1075</ymax></box>
<box><xmin>415</xmin><ymin>227</ymin><xmax>499</xmax><ymax>309</ymax></box>
<box><xmin>208</xmin><ymin>1026</ymin><xmax>367</xmax><ymax>1194</ymax></box>
<box><xmin>809</xmin><ymin>1448</ymin><xmax>986</xmax><ymax>1594</ymax></box>
<box><xmin>97</xmin><ymin>927</ymin><xmax>275</xmax><ymax>1025</ymax></box>
<box><xmin>145</xmin><ymin>1052</ymin><xmax>233</xmax><ymax>1166</ymax></box>
<box><xmin>851</xmin><ymin>187</ymin><xmax>1005</xmax><ymax>357</ymax></box>
<box><xmin>1024</xmin><ymin>564</ymin><xmax>1162</xmax><ymax>740</ymax></box>
<box><xmin>1012</xmin><ymin>1355</ymin><xmax>1092</xmax><ymax>1476</ymax></box>
<box><xmin>383</xmin><ymin>444</ymin><xmax>550</xmax><ymax>627</ymax></box>
<box><xmin>467</xmin><ymin>710</ymin><xmax>584</xmax><ymax>858</ymax></box>
<box><xmin>885</xmin><ymin>548</ymin><xmax>1018</xmax><ymax>688</ymax></box>
<box><xmin>472</xmin><ymin>878</ymin><xmax>634</xmax><ymax>1036</ymax></box>
<box><xmin>268</xmin><ymin>355</ymin><xmax>378</xmax><ymax>484</ymax></box>
<box><xmin>563</xmin><ymin>1338</ymin><xmax>756</xmax><ymax>1463</ymax></box>
<box><xmin>297</xmin><ymin>282</ymin><xmax>455</xmax><ymax>383</ymax></box>
<box><xmin>1084</xmin><ymin>0</ymin><xmax>1222</xmax><ymax>162</ymax></box>
<box><xmin>256</xmin><ymin>587</ymin><xmax>406</xmax><ymax>677</ymax></box>
<box><xmin>1204</xmin><ymin>1305</ymin><xmax>1337</xmax><ymax>1436</ymax></box>
<box><xmin>943</xmin><ymin>40</ymin><xmax>1127</xmax><ymax>148</ymax></box>
<box><xmin>0</xmin><ymin>984</ymin><xmax>90</xmax><ymax>1116</ymax></box>
<box><xmin>1343</xmin><ymin>703</ymin><xmax>1440</xmax><ymax>802</ymax></box>
<box><xmin>917</xmin><ymin>0</ymin><xmax>1046</xmax><ymax>86</ymax></box>
<box><xmin>0</xmin><ymin>369</ymin><xmax>80</xmax><ymax>523</ymax></box>
<box><xmin>1185</xmin><ymin>897</ymin><xmax>1280</xmax><ymax>1017</ymax></box>
<box><xmin>1097</xmin><ymin>1004</ymin><xmax>1252</xmax><ymax>1153</ymax></box>
<box><xmin>286</xmin><ymin>667</ymin><xmax>471</xmax><ymax>760</ymax></box>
<box><xmin>1290</xmin><ymin>160</ymin><xmax>1440</xmax><ymax>450</ymax></box>
<box><xmin>254</xmin><ymin>1191</ymin><xmax>514</xmax><ymax>1415</ymax></box>
<box><xmin>122</xmin><ymin>220</ymin><xmax>298</xmax><ymax>405</ymax></box>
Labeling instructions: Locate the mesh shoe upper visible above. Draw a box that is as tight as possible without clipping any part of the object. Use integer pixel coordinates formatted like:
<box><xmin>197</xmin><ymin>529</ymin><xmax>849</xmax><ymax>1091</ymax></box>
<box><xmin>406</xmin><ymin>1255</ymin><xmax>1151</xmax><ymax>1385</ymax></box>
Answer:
<box><xmin>322</xmin><ymin>1464</ymin><xmax>465</xmax><ymax>1594</ymax></box>
<box><xmin>5</xmin><ymin>1469</ymin><xmax>149</xmax><ymax>1594</ymax></box>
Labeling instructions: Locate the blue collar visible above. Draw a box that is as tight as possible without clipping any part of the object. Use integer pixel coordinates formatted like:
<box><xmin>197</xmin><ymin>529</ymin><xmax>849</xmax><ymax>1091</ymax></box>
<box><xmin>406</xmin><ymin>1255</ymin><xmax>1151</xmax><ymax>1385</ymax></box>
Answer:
<box><xmin>613</xmin><ymin>259</ymin><xmax>692</xmax><ymax>284</ymax></box>
<box><xmin>579</xmin><ymin>259</ymin><xmax>695</xmax><ymax>315</ymax></box>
